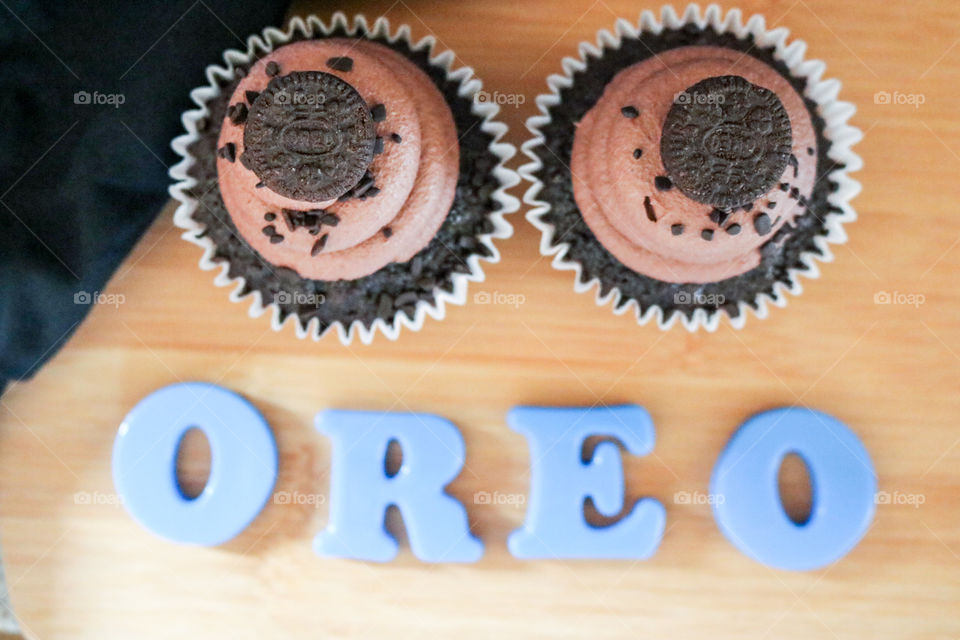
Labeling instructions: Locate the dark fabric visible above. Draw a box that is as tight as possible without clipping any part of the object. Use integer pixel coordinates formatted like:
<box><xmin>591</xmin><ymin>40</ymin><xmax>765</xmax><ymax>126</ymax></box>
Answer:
<box><xmin>0</xmin><ymin>0</ymin><xmax>289</xmax><ymax>392</ymax></box>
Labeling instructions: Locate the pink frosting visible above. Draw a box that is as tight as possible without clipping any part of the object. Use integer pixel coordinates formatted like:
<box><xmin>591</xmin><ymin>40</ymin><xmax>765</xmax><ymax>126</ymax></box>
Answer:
<box><xmin>570</xmin><ymin>46</ymin><xmax>818</xmax><ymax>284</ymax></box>
<box><xmin>216</xmin><ymin>39</ymin><xmax>458</xmax><ymax>281</ymax></box>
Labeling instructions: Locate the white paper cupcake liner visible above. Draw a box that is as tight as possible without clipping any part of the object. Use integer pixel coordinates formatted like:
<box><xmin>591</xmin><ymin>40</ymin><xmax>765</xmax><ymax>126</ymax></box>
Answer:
<box><xmin>519</xmin><ymin>3</ymin><xmax>863</xmax><ymax>331</ymax></box>
<box><xmin>169</xmin><ymin>13</ymin><xmax>519</xmax><ymax>344</ymax></box>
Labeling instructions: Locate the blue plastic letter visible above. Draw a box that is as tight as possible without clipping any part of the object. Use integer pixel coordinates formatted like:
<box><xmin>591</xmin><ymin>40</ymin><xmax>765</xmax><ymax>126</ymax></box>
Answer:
<box><xmin>314</xmin><ymin>410</ymin><xmax>483</xmax><ymax>563</ymax></box>
<box><xmin>508</xmin><ymin>405</ymin><xmax>666</xmax><ymax>559</ymax></box>
<box><xmin>112</xmin><ymin>382</ymin><xmax>277</xmax><ymax>545</ymax></box>
<box><xmin>710</xmin><ymin>407</ymin><xmax>876</xmax><ymax>571</ymax></box>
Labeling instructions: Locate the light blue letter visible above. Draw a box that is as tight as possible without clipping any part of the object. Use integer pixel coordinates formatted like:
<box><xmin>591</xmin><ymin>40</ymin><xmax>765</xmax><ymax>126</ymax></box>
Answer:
<box><xmin>508</xmin><ymin>405</ymin><xmax>666</xmax><ymax>559</ymax></box>
<box><xmin>112</xmin><ymin>382</ymin><xmax>277</xmax><ymax>546</ymax></box>
<box><xmin>314</xmin><ymin>410</ymin><xmax>483</xmax><ymax>563</ymax></box>
<box><xmin>710</xmin><ymin>408</ymin><xmax>876</xmax><ymax>571</ymax></box>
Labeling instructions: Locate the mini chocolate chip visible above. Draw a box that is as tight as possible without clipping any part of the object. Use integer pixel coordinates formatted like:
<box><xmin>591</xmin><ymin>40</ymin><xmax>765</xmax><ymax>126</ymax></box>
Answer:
<box><xmin>245</xmin><ymin>90</ymin><xmax>260</xmax><ymax>104</ymax></box>
<box><xmin>701</xmin><ymin>229</ymin><xmax>714</xmax><ymax>241</ymax></box>
<box><xmin>621</xmin><ymin>105</ymin><xmax>639</xmax><ymax>118</ymax></box>
<box><xmin>671</xmin><ymin>223</ymin><xmax>684</xmax><ymax>236</ymax></box>
<box><xmin>382</xmin><ymin>226</ymin><xmax>393</xmax><ymax>239</ymax></box>
<box><xmin>370</xmin><ymin>103</ymin><xmax>387</xmax><ymax>122</ymax></box>
<box><xmin>633</xmin><ymin>148</ymin><xmax>643</xmax><ymax>159</ymax></box>
<box><xmin>726</xmin><ymin>223</ymin><xmax>742</xmax><ymax>235</ymax></box>
<box><xmin>643</xmin><ymin>196</ymin><xmax>657</xmax><ymax>222</ymax></box>
<box><xmin>373</xmin><ymin>137</ymin><xmax>384</xmax><ymax>154</ymax></box>
<box><xmin>264</xmin><ymin>212</ymin><xmax>276</xmax><ymax>221</ymax></box>
<box><xmin>218</xmin><ymin>142</ymin><xmax>236</xmax><ymax>162</ymax></box>
<box><xmin>326</xmin><ymin>56</ymin><xmax>354</xmax><ymax>72</ymax></box>
<box><xmin>390</xmin><ymin>133</ymin><xmax>402</xmax><ymax>143</ymax></box>
<box><xmin>654</xmin><ymin>176</ymin><xmax>673</xmax><ymax>191</ymax></box>
<box><xmin>281</xmin><ymin>209</ymin><xmax>295</xmax><ymax>232</ymax></box>
<box><xmin>228</xmin><ymin>102</ymin><xmax>248</xmax><ymax>125</ymax></box>
<box><xmin>311</xmin><ymin>234</ymin><xmax>328</xmax><ymax>256</ymax></box>
<box><xmin>265</xmin><ymin>61</ymin><xmax>280</xmax><ymax>76</ymax></box>
<box><xmin>754</xmin><ymin>213</ymin><xmax>772</xmax><ymax>235</ymax></box>
<box><xmin>709</xmin><ymin>208</ymin><xmax>729</xmax><ymax>225</ymax></box>
<box><xmin>320</xmin><ymin>212</ymin><xmax>340</xmax><ymax>226</ymax></box>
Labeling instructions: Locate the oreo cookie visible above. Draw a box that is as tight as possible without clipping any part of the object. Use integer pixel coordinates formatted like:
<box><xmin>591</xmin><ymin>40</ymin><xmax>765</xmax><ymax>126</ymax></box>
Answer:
<box><xmin>660</xmin><ymin>75</ymin><xmax>792</xmax><ymax>210</ymax></box>
<box><xmin>242</xmin><ymin>71</ymin><xmax>376</xmax><ymax>202</ymax></box>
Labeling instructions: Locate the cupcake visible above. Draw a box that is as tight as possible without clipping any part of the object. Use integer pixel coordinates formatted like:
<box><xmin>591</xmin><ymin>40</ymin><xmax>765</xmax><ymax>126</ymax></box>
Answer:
<box><xmin>522</xmin><ymin>4</ymin><xmax>862</xmax><ymax>331</ymax></box>
<box><xmin>170</xmin><ymin>14</ymin><xmax>518</xmax><ymax>343</ymax></box>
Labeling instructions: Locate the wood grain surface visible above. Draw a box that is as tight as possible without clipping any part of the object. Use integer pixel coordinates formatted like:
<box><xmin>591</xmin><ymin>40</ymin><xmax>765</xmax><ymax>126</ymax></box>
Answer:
<box><xmin>1</xmin><ymin>1</ymin><xmax>959</xmax><ymax>638</ymax></box>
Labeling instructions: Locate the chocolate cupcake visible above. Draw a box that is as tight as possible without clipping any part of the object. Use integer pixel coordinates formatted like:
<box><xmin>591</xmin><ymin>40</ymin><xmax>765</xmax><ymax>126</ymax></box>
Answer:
<box><xmin>170</xmin><ymin>14</ymin><xmax>518</xmax><ymax>343</ymax></box>
<box><xmin>521</xmin><ymin>4</ymin><xmax>862</xmax><ymax>330</ymax></box>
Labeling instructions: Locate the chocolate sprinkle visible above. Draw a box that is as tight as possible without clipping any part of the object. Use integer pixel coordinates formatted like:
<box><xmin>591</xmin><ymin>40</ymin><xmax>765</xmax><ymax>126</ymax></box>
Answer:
<box><xmin>726</xmin><ymin>223</ymin><xmax>742</xmax><ymax>235</ymax></box>
<box><xmin>788</xmin><ymin>153</ymin><xmax>799</xmax><ymax>178</ymax></box>
<box><xmin>382</xmin><ymin>226</ymin><xmax>393</xmax><ymax>239</ymax></box>
<box><xmin>217</xmin><ymin>142</ymin><xmax>236</xmax><ymax>162</ymax></box>
<box><xmin>320</xmin><ymin>212</ymin><xmax>340</xmax><ymax>227</ymax></box>
<box><xmin>370</xmin><ymin>103</ymin><xmax>387</xmax><ymax>122</ymax></box>
<box><xmin>710</xmin><ymin>208</ymin><xmax>730</xmax><ymax>225</ymax></box>
<box><xmin>633</xmin><ymin>148</ymin><xmax>643</xmax><ymax>159</ymax></box>
<box><xmin>654</xmin><ymin>176</ymin><xmax>673</xmax><ymax>191</ymax></box>
<box><xmin>245</xmin><ymin>90</ymin><xmax>260</xmax><ymax>104</ymax></box>
<box><xmin>265</xmin><ymin>61</ymin><xmax>280</xmax><ymax>76</ymax></box>
<box><xmin>373</xmin><ymin>137</ymin><xmax>384</xmax><ymax>154</ymax></box>
<box><xmin>621</xmin><ymin>105</ymin><xmax>639</xmax><ymax>118</ymax></box>
<box><xmin>262</xmin><ymin>225</ymin><xmax>276</xmax><ymax>237</ymax></box>
<box><xmin>255</xmin><ymin>181</ymin><xmax>264</xmax><ymax>188</ymax></box>
<box><xmin>779</xmin><ymin>183</ymin><xmax>789</xmax><ymax>191</ymax></box>
<box><xmin>767</xmin><ymin>201</ymin><xmax>776</xmax><ymax>209</ymax></box>
<box><xmin>228</xmin><ymin>102</ymin><xmax>248</xmax><ymax>125</ymax></box>
<box><xmin>671</xmin><ymin>223</ymin><xmax>684</xmax><ymax>236</ymax></box>
<box><xmin>326</xmin><ymin>56</ymin><xmax>354</xmax><ymax>72</ymax></box>
<box><xmin>270</xmin><ymin>233</ymin><xmax>284</xmax><ymax>244</ymax></box>
<box><xmin>807</xmin><ymin>146</ymin><xmax>815</xmax><ymax>156</ymax></box>
<box><xmin>390</xmin><ymin>133</ymin><xmax>402</xmax><ymax>143</ymax></box>
<box><xmin>701</xmin><ymin>229</ymin><xmax>714</xmax><ymax>241</ymax></box>
<box><xmin>643</xmin><ymin>196</ymin><xmax>657</xmax><ymax>222</ymax></box>
<box><xmin>264</xmin><ymin>212</ymin><xmax>276</xmax><ymax>221</ymax></box>
<box><xmin>311</xmin><ymin>234</ymin><xmax>328</xmax><ymax>256</ymax></box>
<box><xmin>753</xmin><ymin>213</ymin><xmax>772</xmax><ymax>235</ymax></box>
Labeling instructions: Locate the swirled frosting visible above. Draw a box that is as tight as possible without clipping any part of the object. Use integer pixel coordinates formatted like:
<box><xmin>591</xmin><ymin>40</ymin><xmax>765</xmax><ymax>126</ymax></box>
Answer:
<box><xmin>215</xmin><ymin>39</ymin><xmax>458</xmax><ymax>281</ymax></box>
<box><xmin>570</xmin><ymin>46</ymin><xmax>817</xmax><ymax>284</ymax></box>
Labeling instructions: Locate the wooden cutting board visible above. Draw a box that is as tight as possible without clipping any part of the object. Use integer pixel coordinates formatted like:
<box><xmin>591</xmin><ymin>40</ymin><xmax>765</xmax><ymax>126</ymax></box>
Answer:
<box><xmin>1</xmin><ymin>0</ymin><xmax>958</xmax><ymax>637</ymax></box>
